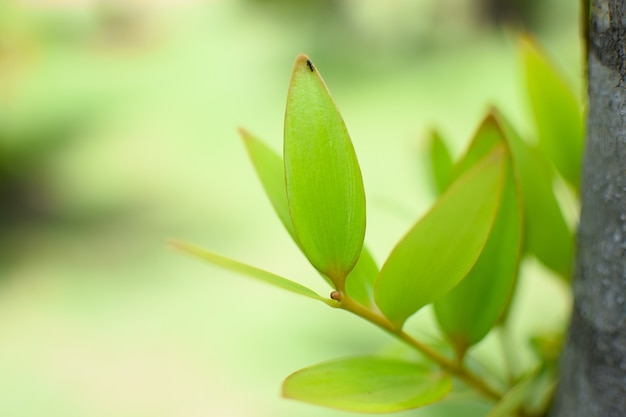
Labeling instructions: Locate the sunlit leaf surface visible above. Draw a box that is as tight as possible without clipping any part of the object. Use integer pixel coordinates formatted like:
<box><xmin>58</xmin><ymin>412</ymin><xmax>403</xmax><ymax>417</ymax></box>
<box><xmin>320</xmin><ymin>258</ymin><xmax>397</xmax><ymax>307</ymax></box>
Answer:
<box><xmin>375</xmin><ymin>145</ymin><xmax>506</xmax><ymax>328</ymax></box>
<box><xmin>284</xmin><ymin>54</ymin><xmax>366</xmax><ymax>289</ymax></box>
<box><xmin>434</xmin><ymin>116</ymin><xmax>522</xmax><ymax>354</ymax></box>
<box><xmin>241</xmin><ymin>129</ymin><xmax>378</xmax><ymax>306</ymax></box>
<box><xmin>282</xmin><ymin>356</ymin><xmax>452</xmax><ymax>413</ymax></box>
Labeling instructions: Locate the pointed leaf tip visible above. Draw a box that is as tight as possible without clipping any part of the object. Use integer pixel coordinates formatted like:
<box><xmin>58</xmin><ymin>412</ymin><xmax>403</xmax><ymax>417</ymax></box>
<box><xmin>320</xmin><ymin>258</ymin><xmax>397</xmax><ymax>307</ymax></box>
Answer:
<box><xmin>172</xmin><ymin>239</ymin><xmax>337</xmax><ymax>306</ymax></box>
<box><xmin>239</xmin><ymin>129</ymin><xmax>378</xmax><ymax>303</ymax></box>
<box><xmin>284</xmin><ymin>54</ymin><xmax>366</xmax><ymax>289</ymax></box>
<box><xmin>295</xmin><ymin>53</ymin><xmax>316</xmax><ymax>72</ymax></box>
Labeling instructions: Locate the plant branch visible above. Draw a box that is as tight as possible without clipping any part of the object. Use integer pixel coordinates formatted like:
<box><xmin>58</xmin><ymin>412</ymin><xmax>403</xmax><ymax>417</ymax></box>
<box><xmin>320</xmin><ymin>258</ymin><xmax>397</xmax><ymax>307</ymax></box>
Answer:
<box><xmin>337</xmin><ymin>294</ymin><xmax>503</xmax><ymax>401</ymax></box>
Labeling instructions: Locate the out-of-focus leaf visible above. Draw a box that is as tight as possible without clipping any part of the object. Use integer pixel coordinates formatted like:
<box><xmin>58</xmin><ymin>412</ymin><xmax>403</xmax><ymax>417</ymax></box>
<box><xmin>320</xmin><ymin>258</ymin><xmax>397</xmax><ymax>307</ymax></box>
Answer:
<box><xmin>375</xmin><ymin>146</ymin><xmax>506</xmax><ymax>328</ymax></box>
<box><xmin>498</xmin><ymin>113</ymin><xmax>573</xmax><ymax>279</ymax></box>
<box><xmin>171</xmin><ymin>240</ymin><xmax>336</xmax><ymax>306</ymax></box>
<box><xmin>486</xmin><ymin>371</ymin><xmax>537</xmax><ymax>417</ymax></box>
<box><xmin>427</xmin><ymin>130</ymin><xmax>454</xmax><ymax>195</ymax></box>
<box><xmin>284</xmin><ymin>54</ymin><xmax>366</xmax><ymax>289</ymax></box>
<box><xmin>434</xmin><ymin>116</ymin><xmax>522</xmax><ymax>355</ymax></box>
<box><xmin>240</xmin><ymin>128</ymin><xmax>295</xmax><ymax>237</ymax></box>
<box><xmin>282</xmin><ymin>356</ymin><xmax>452</xmax><ymax>413</ymax></box>
<box><xmin>530</xmin><ymin>331</ymin><xmax>564</xmax><ymax>364</ymax></box>
<box><xmin>523</xmin><ymin>367</ymin><xmax>558</xmax><ymax>414</ymax></box>
<box><xmin>434</xmin><ymin>165</ymin><xmax>521</xmax><ymax>351</ymax></box>
<box><xmin>522</xmin><ymin>38</ymin><xmax>584</xmax><ymax>189</ymax></box>
<box><xmin>240</xmin><ymin>129</ymin><xmax>378</xmax><ymax>306</ymax></box>
<box><xmin>450</xmin><ymin>117</ymin><xmax>504</xmax><ymax>178</ymax></box>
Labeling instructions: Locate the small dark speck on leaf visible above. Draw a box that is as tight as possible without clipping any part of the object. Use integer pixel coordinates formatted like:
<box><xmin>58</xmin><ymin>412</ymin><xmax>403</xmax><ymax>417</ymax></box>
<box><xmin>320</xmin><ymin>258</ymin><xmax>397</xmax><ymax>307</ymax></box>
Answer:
<box><xmin>306</xmin><ymin>59</ymin><xmax>315</xmax><ymax>72</ymax></box>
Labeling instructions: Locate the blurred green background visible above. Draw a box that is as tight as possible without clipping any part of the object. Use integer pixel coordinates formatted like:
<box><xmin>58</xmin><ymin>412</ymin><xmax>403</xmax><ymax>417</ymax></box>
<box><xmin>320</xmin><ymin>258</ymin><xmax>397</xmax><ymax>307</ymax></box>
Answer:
<box><xmin>0</xmin><ymin>0</ymin><xmax>579</xmax><ymax>416</ymax></box>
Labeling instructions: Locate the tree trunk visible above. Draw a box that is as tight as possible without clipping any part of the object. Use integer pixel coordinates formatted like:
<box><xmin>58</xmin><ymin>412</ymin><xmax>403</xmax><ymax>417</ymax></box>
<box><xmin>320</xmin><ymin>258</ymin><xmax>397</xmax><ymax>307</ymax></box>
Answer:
<box><xmin>550</xmin><ymin>1</ymin><xmax>626</xmax><ymax>416</ymax></box>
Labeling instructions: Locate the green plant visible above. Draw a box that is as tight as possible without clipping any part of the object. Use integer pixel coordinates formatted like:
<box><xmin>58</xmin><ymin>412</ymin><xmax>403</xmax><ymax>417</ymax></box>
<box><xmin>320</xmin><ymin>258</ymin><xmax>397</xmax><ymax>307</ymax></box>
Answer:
<box><xmin>174</xmin><ymin>39</ymin><xmax>582</xmax><ymax>416</ymax></box>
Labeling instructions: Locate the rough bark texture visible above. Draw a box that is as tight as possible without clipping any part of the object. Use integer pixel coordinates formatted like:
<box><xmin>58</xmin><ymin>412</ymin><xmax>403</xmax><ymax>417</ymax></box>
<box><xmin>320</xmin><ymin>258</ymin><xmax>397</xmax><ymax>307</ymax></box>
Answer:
<box><xmin>550</xmin><ymin>1</ymin><xmax>626</xmax><ymax>416</ymax></box>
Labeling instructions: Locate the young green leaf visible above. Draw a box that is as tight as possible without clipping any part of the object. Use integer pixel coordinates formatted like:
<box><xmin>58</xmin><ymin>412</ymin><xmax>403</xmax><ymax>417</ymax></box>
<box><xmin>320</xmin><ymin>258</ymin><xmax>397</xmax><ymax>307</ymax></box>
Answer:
<box><xmin>449</xmin><ymin>116</ymin><xmax>503</xmax><ymax>177</ymax></box>
<box><xmin>433</xmin><ymin>116</ymin><xmax>522</xmax><ymax>355</ymax></box>
<box><xmin>375</xmin><ymin>146</ymin><xmax>506</xmax><ymax>328</ymax></box>
<box><xmin>498</xmin><ymin>113</ymin><xmax>573</xmax><ymax>279</ymax></box>
<box><xmin>240</xmin><ymin>128</ymin><xmax>378</xmax><ymax>306</ymax></box>
<box><xmin>284</xmin><ymin>54</ymin><xmax>366</xmax><ymax>290</ymax></box>
<box><xmin>521</xmin><ymin>38</ymin><xmax>584</xmax><ymax>189</ymax></box>
<box><xmin>282</xmin><ymin>356</ymin><xmax>452</xmax><ymax>413</ymax></box>
<box><xmin>486</xmin><ymin>371</ymin><xmax>537</xmax><ymax>417</ymax></box>
<box><xmin>171</xmin><ymin>240</ymin><xmax>336</xmax><ymax>306</ymax></box>
<box><xmin>427</xmin><ymin>130</ymin><xmax>454</xmax><ymax>195</ymax></box>
<box><xmin>240</xmin><ymin>128</ymin><xmax>295</xmax><ymax>237</ymax></box>
<box><xmin>434</xmin><ymin>148</ymin><xmax>522</xmax><ymax>355</ymax></box>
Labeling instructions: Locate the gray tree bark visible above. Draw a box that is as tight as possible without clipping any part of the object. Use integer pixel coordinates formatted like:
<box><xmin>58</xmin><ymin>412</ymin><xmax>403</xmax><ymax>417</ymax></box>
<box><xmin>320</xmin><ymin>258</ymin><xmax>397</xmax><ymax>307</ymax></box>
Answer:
<box><xmin>550</xmin><ymin>1</ymin><xmax>626</xmax><ymax>416</ymax></box>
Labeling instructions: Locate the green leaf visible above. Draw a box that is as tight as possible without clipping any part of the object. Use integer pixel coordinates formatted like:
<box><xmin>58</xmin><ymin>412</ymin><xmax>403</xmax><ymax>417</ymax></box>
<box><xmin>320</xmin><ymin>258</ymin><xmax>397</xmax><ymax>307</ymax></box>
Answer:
<box><xmin>240</xmin><ymin>128</ymin><xmax>378</xmax><ymax>306</ymax></box>
<box><xmin>240</xmin><ymin>128</ymin><xmax>295</xmax><ymax>238</ymax></box>
<box><xmin>344</xmin><ymin>247</ymin><xmax>378</xmax><ymax>307</ymax></box>
<box><xmin>521</xmin><ymin>38</ymin><xmax>584</xmax><ymax>189</ymax></box>
<box><xmin>434</xmin><ymin>116</ymin><xmax>522</xmax><ymax>357</ymax></box>
<box><xmin>450</xmin><ymin>117</ymin><xmax>504</xmax><ymax>178</ymax></box>
<box><xmin>486</xmin><ymin>371</ymin><xmax>537</xmax><ymax>417</ymax></box>
<box><xmin>498</xmin><ymin>113</ymin><xmax>573</xmax><ymax>279</ymax></box>
<box><xmin>522</xmin><ymin>367</ymin><xmax>558</xmax><ymax>414</ymax></box>
<box><xmin>284</xmin><ymin>54</ymin><xmax>366</xmax><ymax>289</ymax></box>
<box><xmin>434</xmin><ymin>116</ymin><xmax>523</xmax><ymax>355</ymax></box>
<box><xmin>171</xmin><ymin>240</ymin><xmax>336</xmax><ymax>306</ymax></box>
<box><xmin>282</xmin><ymin>356</ymin><xmax>452</xmax><ymax>413</ymax></box>
<box><xmin>375</xmin><ymin>146</ymin><xmax>506</xmax><ymax>328</ymax></box>
<box><xmin>427</xmin><ymin>130</ymin><xmax>454</xmax><ymax>195</ymax></box>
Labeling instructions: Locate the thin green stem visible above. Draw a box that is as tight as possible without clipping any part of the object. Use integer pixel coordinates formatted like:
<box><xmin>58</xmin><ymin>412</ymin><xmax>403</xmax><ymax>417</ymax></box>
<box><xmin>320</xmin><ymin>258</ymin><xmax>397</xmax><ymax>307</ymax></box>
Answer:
<box><xmin>498</xmin><ymin>324</ymin><xmax>518</xmax><ymax>384</ymax></box>
<box><xmin>337</xmin><ymin>294</ymin><xmax>503</xmax><ymax>402</ymax></box>
<box><xmin>398</xmin><ymin>328</ymin><xmax>503</xmax><ymax>401</ymax></box>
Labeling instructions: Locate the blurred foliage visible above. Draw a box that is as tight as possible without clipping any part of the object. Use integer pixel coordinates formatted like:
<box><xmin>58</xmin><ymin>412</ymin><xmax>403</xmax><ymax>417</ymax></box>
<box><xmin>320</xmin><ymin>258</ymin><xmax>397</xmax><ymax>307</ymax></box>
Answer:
<box><xmin>249</xmin><ymin>0</ymin><xmax>546</xmax><ymax>31</ymax></box>
<box><xmin>240</xmin><ymin>0</ymin><xmax>577</xmax><ymax>79</ymax></box>
<box><xmin>246</xmin><ymin>0</ymin><xmax>341</xmax><ymax>14</ymax></box>
<box><xmin>0</xmin><ymin>0</ymin><xmax>580</xmax><ymax>416</ymax></box>
<box><xmin>0</xmin><ymin>1</ymin><xmax>154</xmax><ymax>231</ymax></box>
<box><xmin>479</xmin><ymin>0</ymin><xmax>543</xmax><ymax>29</ymax></box>
<box><xmin>180</xmin><ymin>34</ymin><xmax>581</xmax><ymax>416</ymax></box>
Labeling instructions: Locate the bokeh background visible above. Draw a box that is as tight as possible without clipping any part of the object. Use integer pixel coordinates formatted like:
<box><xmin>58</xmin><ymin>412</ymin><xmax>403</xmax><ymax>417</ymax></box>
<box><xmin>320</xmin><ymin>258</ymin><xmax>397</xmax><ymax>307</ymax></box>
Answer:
<box><xmin>1</xmin><ymin>0</ymin><xmax>580</xmax><ymax>416</ymax></box>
